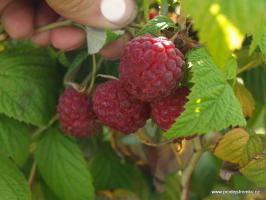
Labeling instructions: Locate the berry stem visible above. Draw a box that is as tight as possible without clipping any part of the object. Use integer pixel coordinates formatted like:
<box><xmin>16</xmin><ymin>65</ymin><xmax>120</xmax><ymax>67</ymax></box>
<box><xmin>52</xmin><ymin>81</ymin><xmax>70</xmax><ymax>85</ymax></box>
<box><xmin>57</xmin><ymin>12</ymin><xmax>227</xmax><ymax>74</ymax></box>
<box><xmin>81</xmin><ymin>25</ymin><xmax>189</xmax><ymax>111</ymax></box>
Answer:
<box><xmin>87</xmin><ymin>54</ymin><xmax>97</xmax><ymax>94</ymax></box>
<box><xmin>35</xmin><ymin>19</ymin><xmax>73</xmax><ymax>33</ymax></box>
<box><xmin>82</xmin><ymin>55</ymin><xmax>104</xmax><ymax>94</ymax></box>
<box><xmin>63</xmin><ymin>51</ymin><xmax>88</xmax><ymax>86</ymax></box>
<box><xmin>0</xmin><ymin>19</ymin><xmax>74</xmax><ymax>42</ymax></box>
<box><xmin>28</xmin><ymin>162</ymin><xmax>37</xmax><ymax>189</ymax></box>
<box><xmin>31</xmin><ymin>114</ymin><xmax>58</xmax><ymax>141</ymax></box>
<box><xmin>180</xmin><ymin>136</ymin><xmax>203</xmax><ymax>200</ymax></box>
<box><xmin>160</xmin><ymin>0</ymin><xmax>169</xmax><ymax>16</ymax></box>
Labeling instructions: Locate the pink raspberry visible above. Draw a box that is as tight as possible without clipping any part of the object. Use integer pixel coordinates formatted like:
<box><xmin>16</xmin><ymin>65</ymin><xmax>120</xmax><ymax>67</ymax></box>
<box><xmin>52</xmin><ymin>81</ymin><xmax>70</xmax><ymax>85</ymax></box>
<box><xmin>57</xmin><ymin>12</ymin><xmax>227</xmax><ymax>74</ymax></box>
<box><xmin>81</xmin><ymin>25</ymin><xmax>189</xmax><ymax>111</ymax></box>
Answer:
<box><xmin>151</xmin><ymin>87</ymin><xmax>190</xmax><ymax>130</ymax></box>
<box><xmin>93</xmin><ymin>80</ymin><xmax>150</xmax><ymax>134</ymax></box>
<box><xmin>57</xmin><ymin>87</ymin><xmax>98</xmax><ymax>137</ymax></box>
<box><xmin>119</xmin><ymin>34</ymin><xmax>185</xmax><ymax>102</ymax></box>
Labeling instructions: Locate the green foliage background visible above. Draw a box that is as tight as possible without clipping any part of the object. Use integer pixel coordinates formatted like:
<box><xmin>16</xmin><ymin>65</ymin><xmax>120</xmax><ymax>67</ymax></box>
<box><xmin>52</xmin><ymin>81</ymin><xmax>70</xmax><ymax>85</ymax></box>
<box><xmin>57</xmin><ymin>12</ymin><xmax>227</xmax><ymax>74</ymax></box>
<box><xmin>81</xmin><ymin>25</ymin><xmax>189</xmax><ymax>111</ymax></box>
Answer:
<box><xmin>0</xmin><ymin>0</ymin><xmax>265</xmax><ymax>200</ymax></box>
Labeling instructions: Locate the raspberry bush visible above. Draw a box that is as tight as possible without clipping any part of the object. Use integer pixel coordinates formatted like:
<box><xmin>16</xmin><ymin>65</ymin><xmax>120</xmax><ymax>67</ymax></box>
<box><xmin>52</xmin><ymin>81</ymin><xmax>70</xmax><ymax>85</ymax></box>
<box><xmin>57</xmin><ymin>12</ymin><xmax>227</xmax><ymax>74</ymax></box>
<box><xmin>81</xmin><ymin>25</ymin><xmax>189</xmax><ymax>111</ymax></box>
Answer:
<box><xmin>0</xmin><ymin>1</ymin><xmax>266</xmax><ymax>200</ymax></box>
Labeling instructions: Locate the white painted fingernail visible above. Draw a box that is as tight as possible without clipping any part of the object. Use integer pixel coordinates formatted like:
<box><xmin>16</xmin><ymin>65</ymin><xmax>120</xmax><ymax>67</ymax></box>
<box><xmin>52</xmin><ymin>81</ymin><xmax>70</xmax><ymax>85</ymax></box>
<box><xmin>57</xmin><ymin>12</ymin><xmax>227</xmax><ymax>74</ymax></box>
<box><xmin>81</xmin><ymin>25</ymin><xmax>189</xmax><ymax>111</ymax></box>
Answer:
<box><xmin>100</xmin><ymin>0</ymin><xmax>137</xmax><ymax>26</ymax></box>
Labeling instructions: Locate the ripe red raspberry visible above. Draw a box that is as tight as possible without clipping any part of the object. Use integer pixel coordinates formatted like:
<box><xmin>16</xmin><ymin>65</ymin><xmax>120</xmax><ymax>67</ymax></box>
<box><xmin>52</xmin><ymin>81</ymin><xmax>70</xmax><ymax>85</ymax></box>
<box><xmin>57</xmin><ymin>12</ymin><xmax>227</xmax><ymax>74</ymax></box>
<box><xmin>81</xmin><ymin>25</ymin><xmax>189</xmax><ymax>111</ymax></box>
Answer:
<box><xmin>93</xmin><ymin>80</ymin><xmax>150</xmax><ymax>134</ymax></box>
<box><xmin>149</xmin><ymin>8</ymin><xmax>158</xmax><ymax>19</ymax></box>
<box><xmin>119</xmin><ymin>34</ymin><xmax>185</xmax><ymax>102</ymax></box>
<box><xmin>57</xmin><ymin>87</ymin><xmax>98</xmax><ymax>137</ymax></box>
<box><xmin>151</xmin><ymin>87</ymin><xmax>190</xmax><ymax>131</ymax></box>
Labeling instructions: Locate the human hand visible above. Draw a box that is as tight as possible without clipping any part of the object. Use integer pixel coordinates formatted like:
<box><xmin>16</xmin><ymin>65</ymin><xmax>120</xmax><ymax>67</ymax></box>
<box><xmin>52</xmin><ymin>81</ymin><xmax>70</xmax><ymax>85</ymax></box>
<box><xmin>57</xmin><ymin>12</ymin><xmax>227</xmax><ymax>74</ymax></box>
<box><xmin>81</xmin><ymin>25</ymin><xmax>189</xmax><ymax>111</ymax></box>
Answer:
<box><xmin>0</xmin><ymin>0</ymin><xmax>136</xmax><ymax>58</ymax></box>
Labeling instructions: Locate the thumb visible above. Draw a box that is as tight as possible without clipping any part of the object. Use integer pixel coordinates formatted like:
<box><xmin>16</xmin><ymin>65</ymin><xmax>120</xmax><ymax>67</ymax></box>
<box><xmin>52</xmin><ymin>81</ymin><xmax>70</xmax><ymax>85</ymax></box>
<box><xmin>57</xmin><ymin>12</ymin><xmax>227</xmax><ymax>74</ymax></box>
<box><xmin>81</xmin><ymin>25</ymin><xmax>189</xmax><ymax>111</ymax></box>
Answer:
<box><xmin>46</xmin><ymin>0</ymin><xmax>137</xmax><ymax>29</ymax></box>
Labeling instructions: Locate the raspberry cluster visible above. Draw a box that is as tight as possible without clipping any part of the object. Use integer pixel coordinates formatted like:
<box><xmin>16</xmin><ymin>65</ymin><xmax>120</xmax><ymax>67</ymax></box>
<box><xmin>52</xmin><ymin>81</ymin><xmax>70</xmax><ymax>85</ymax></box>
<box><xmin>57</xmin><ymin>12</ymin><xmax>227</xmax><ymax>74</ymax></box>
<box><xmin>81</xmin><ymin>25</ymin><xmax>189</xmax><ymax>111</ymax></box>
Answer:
<box><xmin>57</xmin><ymin>35</ymin><xmax>189</xmax><ymax>136</ymax></box>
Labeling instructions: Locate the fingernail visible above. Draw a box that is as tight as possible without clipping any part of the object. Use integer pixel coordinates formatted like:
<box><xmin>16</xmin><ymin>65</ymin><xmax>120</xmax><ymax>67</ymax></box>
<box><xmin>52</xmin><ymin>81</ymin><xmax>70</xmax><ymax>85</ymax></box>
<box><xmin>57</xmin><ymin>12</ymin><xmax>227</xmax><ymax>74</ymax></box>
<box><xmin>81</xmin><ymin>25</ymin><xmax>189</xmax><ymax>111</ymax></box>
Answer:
<box><xmin>100</xmin><ymin>0</ymin><xmax>137</xmax><ymax>26</ymax></box>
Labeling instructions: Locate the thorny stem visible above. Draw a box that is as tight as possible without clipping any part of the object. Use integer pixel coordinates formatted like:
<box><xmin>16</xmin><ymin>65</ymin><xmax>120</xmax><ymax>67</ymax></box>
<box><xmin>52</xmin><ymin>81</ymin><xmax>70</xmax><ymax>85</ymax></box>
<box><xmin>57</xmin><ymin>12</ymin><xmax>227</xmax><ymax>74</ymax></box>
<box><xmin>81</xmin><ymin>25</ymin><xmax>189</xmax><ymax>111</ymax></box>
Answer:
<box><xmin>28</xmin><ymin>162</ymin><xmax>37</xmax><ymax>189</ymax></box>
<box><xmin>181</xmin><ymin>136</ymin><xmax>203</xmax><ymax>200</ymax></box>
<box><xmin>237</xmin><ymin>59</ymin><xmax>261</xmax><ymax>74</ymax></box>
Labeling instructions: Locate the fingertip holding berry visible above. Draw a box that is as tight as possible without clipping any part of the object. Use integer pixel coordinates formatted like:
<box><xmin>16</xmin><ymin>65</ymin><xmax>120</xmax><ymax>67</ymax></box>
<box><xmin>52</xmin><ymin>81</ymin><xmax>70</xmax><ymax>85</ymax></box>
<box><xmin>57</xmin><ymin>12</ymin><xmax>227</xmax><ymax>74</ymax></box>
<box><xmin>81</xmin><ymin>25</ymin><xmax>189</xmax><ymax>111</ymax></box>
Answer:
<box><xmin>119</xmin><ymin>34</ymin><xmax>185</xmax><ymax>102</ymax></box>
<box><xmin>57</xmin><ymin>87</ymin><xmax>99</xmax><ymax>137</ymax></box>
<box><xmin>92</xmin><ymin>80</ymin><xmax>150</xmax><ymax>134</ymax></box>
<box><xmin>151</xmin><ymin>87</ymin><xmax>190</xmax><ymax>131</ymax></box>
<box><xmin>100</xmin><ymin>0</ymin><xmax>137</xmax><ymax>27</ymax></box>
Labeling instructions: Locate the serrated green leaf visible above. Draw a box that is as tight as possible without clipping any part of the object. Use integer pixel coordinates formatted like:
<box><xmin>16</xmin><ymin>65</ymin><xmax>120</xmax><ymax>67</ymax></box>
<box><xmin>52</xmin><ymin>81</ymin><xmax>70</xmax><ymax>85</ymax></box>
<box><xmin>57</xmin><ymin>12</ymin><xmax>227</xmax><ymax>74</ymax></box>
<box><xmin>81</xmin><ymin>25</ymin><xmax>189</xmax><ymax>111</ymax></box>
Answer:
<box><xmin>0</xmin><ymin>154</ymin><xmax>31</xmax><ymax>200</ymax></box>
<box><xmin>165</xmin><ymin>48</ymin><xmax>246</xmax><ymax>138</ymax></box>
<box><xmin>214</xmin><ymin>128</ymin><xmax>263</xmax><ymax>167</ymax></box>
<box><xmin>241</xmin><ymin>63</ymin><xmax>266</xmax><ymax>104</ymax></box>
<box><xmin>137</xmin><ymin>15</ymin><xmax>177</xmax><ymax>36</ymax></box>
<box><xmin>0</xmin><ymin>115</ymin><xmax>30</xmax><ymax>166</ymax></box>
<box><xmin>222</xmin><ymin>57</ymin><xmax>237</xmax><ymax>80</ymax></box>
<box><xmin>259</xmin><ymin>27</ymin><xmax>266</xmax><ymax>61</ymax></box>
<box><xmin>0</xmin><ymin>41</ymin><xmax>60</xmax><ymax>126</ymax></box>
<box><xmin>240</xmin><ymin>134</ymin><xmax>263</xmax><ymax>167</ymax></box>
<box><xmin>85</xmin><ymin>26</ymin><xmax>106</xmax><ymax>55</ymax></box>
<box><xmin>85</xmin><ymin>27</ymin><xmax>123</xmax><ymax>55</ymax></box>
<box><xmin>35</xmin><ymin>125</ymin><xmax>94</xmax><ymax>200</ymax></box>
<box><xmin>183</xmin><ymin>0</ymin><xmax>266</xmax><ymax>67</ymax></box>
<box><xmin>105</xmin><ymin>28</ymin><xmax>124</xmax><ymax>45</ymax></box>
<box><xmin>240</xmin><ymin>154</ymin><xmax>266</xmax><ymax>188</ymax></box>
<box><xmin>88</xmin><ymin>144</ymin><xmax>150</xmax><ymax>200</ymax></box>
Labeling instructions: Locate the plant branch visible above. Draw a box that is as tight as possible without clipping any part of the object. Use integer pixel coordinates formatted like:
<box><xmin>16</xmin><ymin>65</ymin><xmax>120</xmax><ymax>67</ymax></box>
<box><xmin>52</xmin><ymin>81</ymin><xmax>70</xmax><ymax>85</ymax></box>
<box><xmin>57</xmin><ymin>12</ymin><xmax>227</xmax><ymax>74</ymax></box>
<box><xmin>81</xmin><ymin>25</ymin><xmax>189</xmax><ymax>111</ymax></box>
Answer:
<box><xmin>181</xmin><ymin>136</ymin><xmax>203</xmax><ymax>200</ymax></box>
<box><xmin>28</xmin><ymin>162</ymin><xmax>37</xmax><ymax>189</ymax></box>
<box><xmin>237</xmin><ymin>59</ymin><xmax>261</xmax><ymax>74</ymax></box>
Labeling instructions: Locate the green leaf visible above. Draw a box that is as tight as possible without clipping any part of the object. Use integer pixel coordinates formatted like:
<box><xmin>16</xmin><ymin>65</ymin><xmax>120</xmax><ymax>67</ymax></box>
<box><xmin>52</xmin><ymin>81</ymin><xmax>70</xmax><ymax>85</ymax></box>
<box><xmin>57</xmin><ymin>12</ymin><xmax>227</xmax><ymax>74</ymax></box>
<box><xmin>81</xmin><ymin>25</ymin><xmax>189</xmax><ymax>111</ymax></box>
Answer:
<box><xmin>214</xmin><ymin>128</ymin><xmax>263</xmax><ymax>166</ymax></box>
<box><xmin>165</xmin><ymin>48</ymin><xmax>246</xmax><ymax>138</ymax></box>
<box><xmin>240</xmin><ymin>134</ymin><xmax>263</xmax><ymax>167</ymax></box>
<box><xmin>85</xmin><ymin>27</ymin><xmax>124</xmax><ymax>55</ymax></box>
<box><xmin>259</xmin><ymin>27</ymin><xmax>266</xmax><ymax>61</ymax></box>
<box><xmin>137</xmin><ymin>15</ymin><xmax>177</xmax><ymax>36</ymax></box>
<box><xmin>191</xmin><ymin>151</ymin><xmax>222</xmax><ymax>198</ymax></box>
<box><xmin>241</xmin><ymin>63</ymin><xmax>266</xmax><ymax>104</ymax></box>
<box><xmin>183</xmin><ymin>0</ymin><xmax>266</xmax><ymax>67</ymax></box>
<box><xmin>0</xmin><ymin>41</ymin><xmax>60</xmax><ymax>126</ymax></box>
<box><xmin>0</xmin><ymin>154</ymin><xmax>31</xmax><ymax>200</ymax></box>
<box><xmin>240</xmin><ymin>154</ymin><xmax>266</xmax><ymax>188</ymax></box>
<box><xmin>105</xmin><ymin>28</ymin><xmax>124</xmax><ymax>45</ymax></box>
<box><xmin>0</xmin><ymin>115</ymin><xmax>30</xmax><ymax>166</ymax></box>
<box><xmin>85</xmin><ymin>26</ymin><xmax>106</xmax><ymax>55</ymax></box>
<box><xmin>222</xmin><ymin>56</ymin><xmax>237</xmax><ymax>80</ymax></box>
<box><xmin>152</xmin><ymin>174</ymin><xmax>180</xmax><ymax>200</ymax></box>
<box><xmin>88</xmin><ymin>144</ymin><xmax>150</xmax><ymax>200</ymax></box>
<box><xmin>35</xmin><ymin>125</ymin><xmax>94</xmax><ymax>200</ymax></box>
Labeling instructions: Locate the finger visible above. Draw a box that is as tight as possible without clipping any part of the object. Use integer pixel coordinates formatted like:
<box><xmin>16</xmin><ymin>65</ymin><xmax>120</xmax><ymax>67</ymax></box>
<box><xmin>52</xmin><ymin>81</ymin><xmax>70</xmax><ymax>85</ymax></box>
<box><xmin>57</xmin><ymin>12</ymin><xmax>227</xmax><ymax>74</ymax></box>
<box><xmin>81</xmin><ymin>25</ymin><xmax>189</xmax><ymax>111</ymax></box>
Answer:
<box><xmin>100</xmin><ymin>33</ymin><xmax>131</xmax><ymax>59</ymax></box>
<box><xmin>32</xmin><ymin>1</ymin><xmax>59</xmax><ymax>46</ymax></box>
<box><xmin>50</xmin><ymin>26</ymin><xmax>86</xmax><ymax>50</ymax></box>
<box><xmin>0</xmin><ymin>0</ymin><xmax>13</xmax><ymax>13</ymax></box>
<box><xmin>46</xmin><ymin>0</ymin><xmax>137</xmax><ymax>29</ymax></box>
<box><xmin>1</xmin><ymin>0</ymin><xmax>34</xmax><ymax>39</ymax></box>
